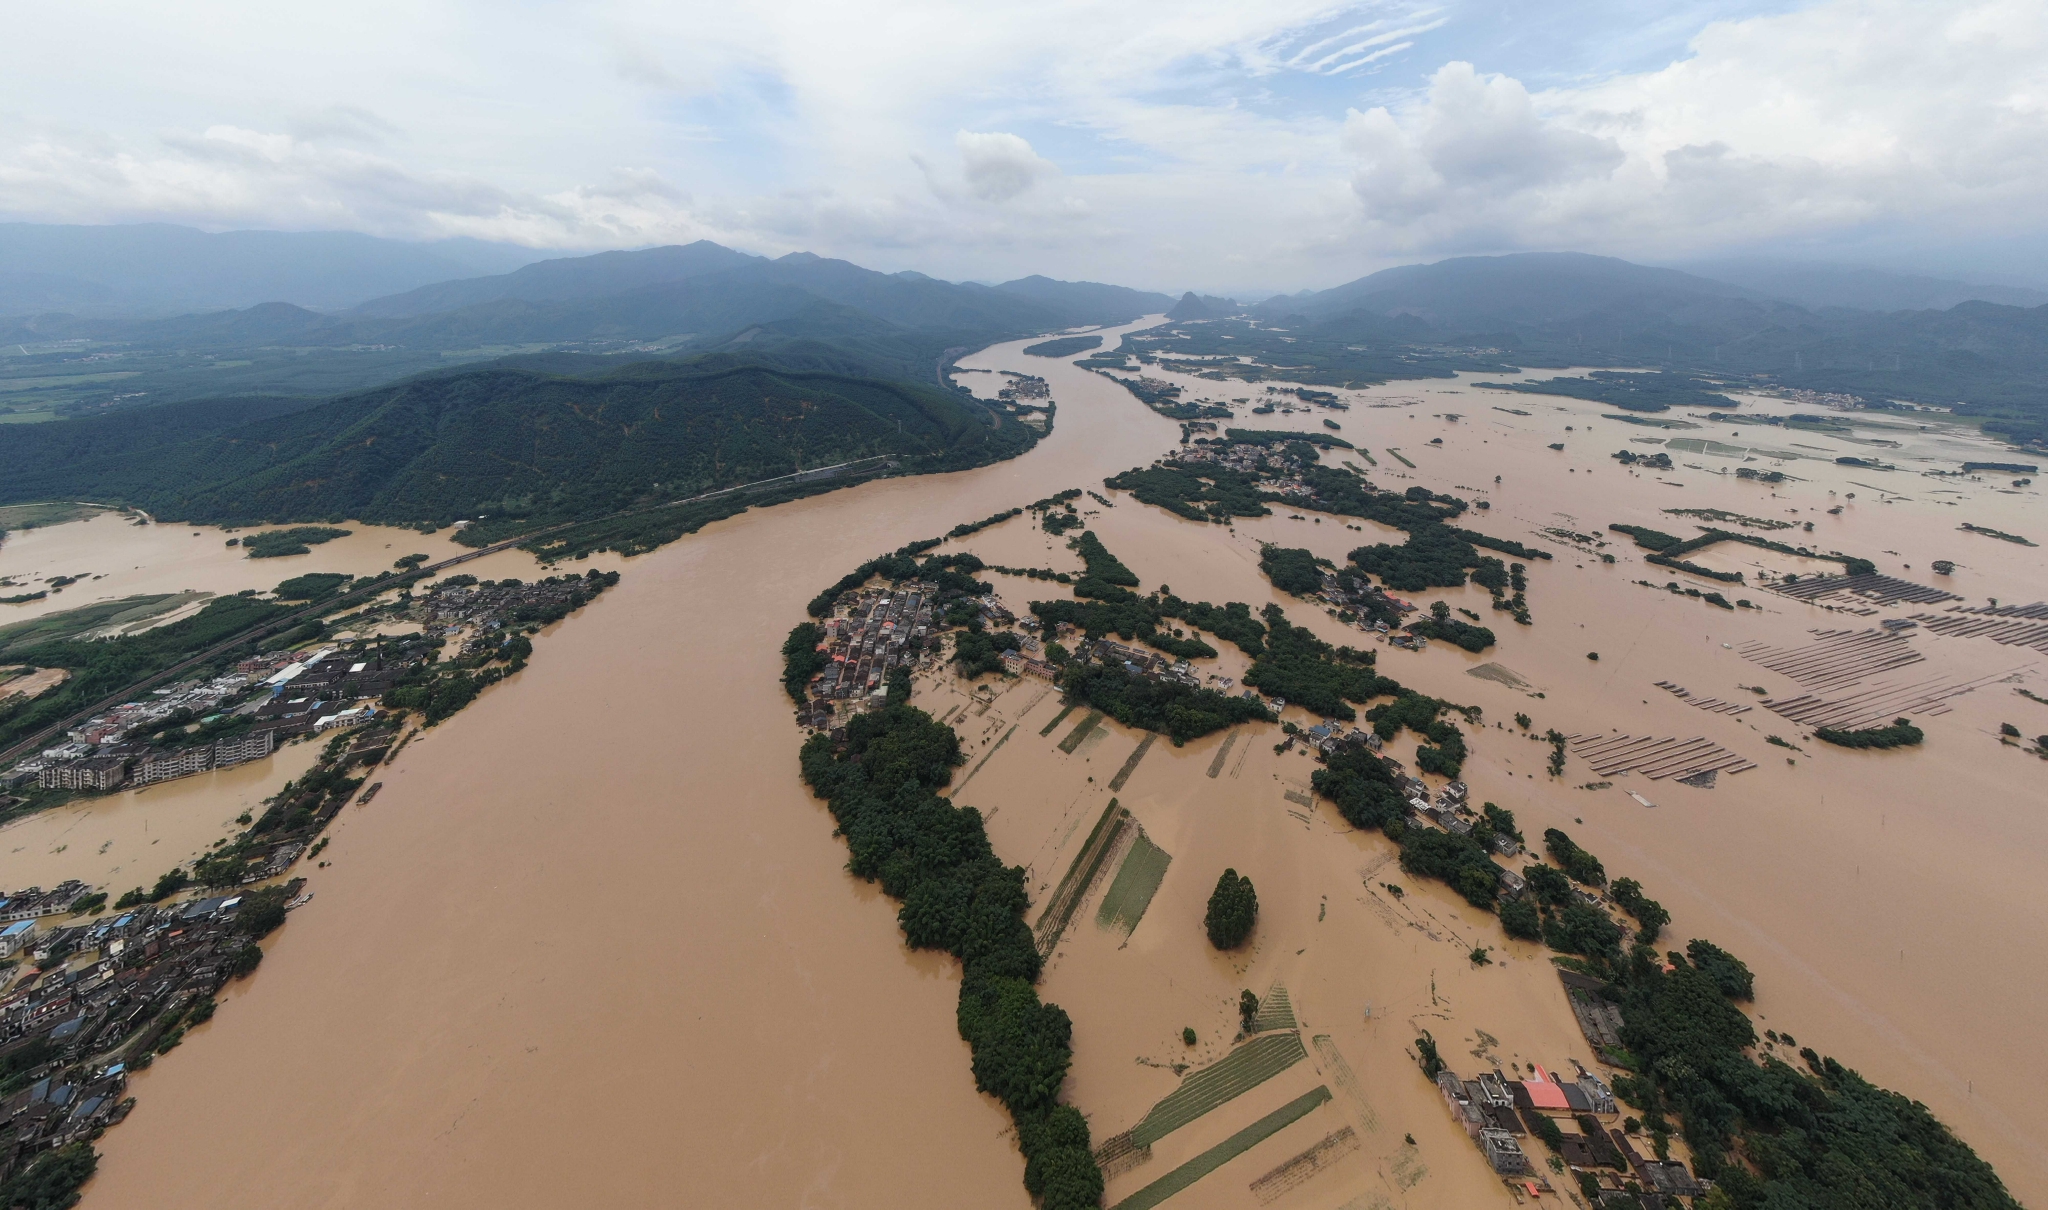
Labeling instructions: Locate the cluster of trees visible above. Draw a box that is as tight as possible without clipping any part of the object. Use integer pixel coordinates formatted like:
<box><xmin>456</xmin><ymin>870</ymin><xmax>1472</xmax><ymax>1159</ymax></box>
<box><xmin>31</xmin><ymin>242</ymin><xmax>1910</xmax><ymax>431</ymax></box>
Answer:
<box><xmin>1609</xmin><ymin>523</ymin><xmax>1682</xmax><ymax>551</ymax></box>
<box><xmin>0</xmin><ymin>1142</ymin><xmax>97</xmax><ymax>1210</ymax></box>
<box><xmin>1814</xmin><ymin>717</ymin><xmax>1925</xmax><ymax>749</ymax></box>
<box><xmin>1058</xmin><ymin>662</ymin><xmax>1270</xmax><ymax>745</ymax></box>
<box><xmin>1406</xmin><ymin>601</ymin><xmax>1496</xmax><ymax>652</ymax></box>
<box><xmin>1611</xmin><ymin>523</ymin><xmax>1878</xmax><ymax>581</ymax></box>
<box><xmin>1103</xmin><ymin>462</ymin><xmax>1271</xmax><ymax>523</ymax></box>
<box><xmin>1352</xmin><ymin>521</ymin><xmax>1497</xmax><ymax>592</ymax></box>
<box><xmin>271</xmin><ymin>572</ymin><xmax>354</xmax><ymax>602</ymax></box>
<box><xmin>781</xmin><ymin>623</ymin><xmax>829</xmax><ymax>703</ymax></box>
<box><xmin>948</xmin><ymin>507</ymin><xmax>1023</xmax><ymax>539</ymax></box>
<box><xmin>1026</xmin><ymin>489</ymin><xmax>1084</xmax><ymax>535</ymax></box>
<box><xmin>1364</xmin><ymin>692</ymin><xmax>1469</xmax><ymax>777</ymax></box>
<box><xmin>1257</xmin><ymin>545</ymin><xmax>1327</xmax><ymax>596</ymax></box>
<box><xmin>1475</xmin><ymin>371</ymin><xmax>1738</xmax><ymax>413</ymax></box>
<box><xmin>1609</xmin><ymin>877</ymin><xmax>1671</xmax><ymax>944</ymax></box>
<box><xmin>1468</xmin><ymin>557</ymin><xmax>1532</xmax><ymax>624</ymax></box>
<box><xmin>1031</xmin><ymin>591</ymin><xmax>1217</xmax><ymax>663</ymax></box>
<box><xmin>953</xmin><ymin>626</ymin><xmax>1021</xmax><ymax>679</ymax></box>
<box><xmin>1164</xmin><ymin>598</ymin><xmax>1267</xmax><ymax>655</ymax></box>
<box><xmin>1022</xmin><ymin>335</ymin><xmax>1103</xmax><ymax>358</ymax></box>
<box><xmin>1543</xmin><ymin>827</ymin><xmax>1607</xmax><ymax>886</ymax></box>
<box><xmin>1204</xmin><ymin>870</ymin><xmax>1258</xmax><ymax>948</ymax></box>
<box><xmin>1221</xmin><ymin>428</ymin><xmax>1354</xmax><ymax>449</ymax></box>
<box><xmin>798</xmin><ymin>700</ymin><xmax>1101</xmax><ymax>1210</ymax></box>
<box><xmin>1093</xmin><ymin>319</ymin><xmax>1518</xmax><ymax>389</ymax></box>
<box><xmin>1067</xmin><ymin>531</ymin><xmax>1139</xmax><ymax>590</ymax></box>
<box><xmin>1242</xmin><ymin>605</ymin><xmax>1392</xmax><ymax>720</ymax></box>
<box><xmin>242</xmin><ymin>526</ymin><xmax>351</xmax><ymax>558</ymax></box>
<box><xmin>1400</xmin><ymin>828</ymin><xmax>1504</xmax><ymax>909</ymax></box>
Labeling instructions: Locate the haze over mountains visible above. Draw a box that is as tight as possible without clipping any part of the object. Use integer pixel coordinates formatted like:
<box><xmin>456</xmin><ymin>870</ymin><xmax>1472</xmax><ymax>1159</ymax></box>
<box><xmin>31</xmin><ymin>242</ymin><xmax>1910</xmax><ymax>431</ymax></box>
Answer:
<box><xmin>3</xmin><ymin>225</ymin><xmax>2048</xmax><ymax>524</ymax></box>
<box><xmin>0</xmin><ymin>223</ymin><xmax>543</xmax><ymax>315</ymax></box>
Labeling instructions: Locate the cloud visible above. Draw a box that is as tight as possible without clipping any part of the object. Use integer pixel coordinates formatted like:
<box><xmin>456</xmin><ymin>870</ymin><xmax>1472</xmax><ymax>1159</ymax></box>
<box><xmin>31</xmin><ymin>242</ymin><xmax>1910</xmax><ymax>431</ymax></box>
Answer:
<box><xmin>952</xmin><ymin>131</ymin><xmax>1058</xmax><ymax>203</ymax></box>
<box><xmin>1336</xmin><ymin>0</ymin><xmax>2048</xmax><ymax>266</ymax></box>
<box><xmin>0</xmin><ymin>0</ymin><xmax>2045</xmax><ymax>291</ymax></box>
<box><xmin>1345</xmin><ymin>62</ymin><xmax>1624</xmax><ymax>225</ymax></box>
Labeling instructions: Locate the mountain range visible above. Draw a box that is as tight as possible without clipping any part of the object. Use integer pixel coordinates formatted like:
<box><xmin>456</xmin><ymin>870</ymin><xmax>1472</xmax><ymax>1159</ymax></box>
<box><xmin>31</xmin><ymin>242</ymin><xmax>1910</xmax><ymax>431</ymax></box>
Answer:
<box><xmin>3</xmin><ymin>229</ymin><xmax>2047</xmax><ymax>541</ymax></box>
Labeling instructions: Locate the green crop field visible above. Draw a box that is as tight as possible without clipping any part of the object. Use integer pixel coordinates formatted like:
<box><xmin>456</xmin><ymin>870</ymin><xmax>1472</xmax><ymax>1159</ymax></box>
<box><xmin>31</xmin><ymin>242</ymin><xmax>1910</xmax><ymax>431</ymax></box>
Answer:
<box><xmin>1250</xmin><ymin>985</ymin><xmax>1297</xmax><ymax>1033</ymax></box>
<box><xmin>1112</xmin><ymin>1086</ymin><xmax>1334</xmax><ymax>1210</ymax></box>
<box><xmin>1130</xmin><ymin>1032</ymin><xmax>1309</xmax><ymax>1148</ymax></box>
<box><xmin>1096</xmin><ymin>833</ymin><xmax>1170</xmax><ymax>937</ymax></box>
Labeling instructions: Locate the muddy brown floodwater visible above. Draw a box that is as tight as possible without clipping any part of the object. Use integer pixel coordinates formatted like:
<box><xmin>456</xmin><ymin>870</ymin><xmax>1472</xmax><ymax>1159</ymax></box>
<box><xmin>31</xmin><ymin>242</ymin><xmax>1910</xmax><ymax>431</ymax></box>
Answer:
<box><xmin>78</xmin><ymin>322</ymin><xmax>2048</xmax><ymax>1207</ymax></box>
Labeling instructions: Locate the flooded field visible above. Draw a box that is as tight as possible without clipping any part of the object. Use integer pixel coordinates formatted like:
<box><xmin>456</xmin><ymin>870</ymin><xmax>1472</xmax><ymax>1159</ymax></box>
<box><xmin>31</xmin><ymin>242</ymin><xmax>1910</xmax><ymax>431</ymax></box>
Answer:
<box><xmin>0</xmin><ymin>511</ymin><xmax>569</xmax><ymax>629</ymax></box>
<box><xmin>57</xmin><ymin>321</ymin><xmax>2048</xmax><ymax>1207</ymax></box>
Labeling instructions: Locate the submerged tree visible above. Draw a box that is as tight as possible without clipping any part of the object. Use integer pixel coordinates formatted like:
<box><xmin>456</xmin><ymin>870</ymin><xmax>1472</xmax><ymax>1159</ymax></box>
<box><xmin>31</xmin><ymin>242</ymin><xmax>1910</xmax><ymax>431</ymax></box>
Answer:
<box><xmin>1205</xmin><ymin>869</ymin><xmax>1258</xmax><ymax>949</ymax></box>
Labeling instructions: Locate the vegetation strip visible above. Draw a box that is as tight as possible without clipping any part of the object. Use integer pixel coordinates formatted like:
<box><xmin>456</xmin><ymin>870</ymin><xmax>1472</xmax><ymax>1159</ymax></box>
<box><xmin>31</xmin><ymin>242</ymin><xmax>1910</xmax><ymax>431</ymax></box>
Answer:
<box><xmin>1106</xmin><ymin>733</ymin><xmax>1156</xmax><ymax>791</ymax></box>
<box><xmin>1205</xmin><ymin>731</ymin><xmax>1238</xmax><ymax>777</ymax></box>
<box><xmin>1034</xmin><ymin>801</ymin><xmax>1133</xmax><ymax>956</ymax></box>
<box><xmin>1039</xmin><ymin>702</ymin><xmax>1078</xmax><ymax>737</ymax></box>
<box><xmin>1130</xmin><ymin>1032</ymin><xmax>1310</xmax><ymax>1147</ymax></box>
<box><xmin>1960</xmin><ymin>522</ymin><xmax>2037</xmax><ymax>546</ymax></box>
<box><xmin>1385</xmin><ymin>448</ymin><xmax>1416</xmax><ymax>468</ymax></box>
<box><xmin>1057</xmin><ymin>709</ymin><xmax>1106</xmax><ymax>753</ymax></box>
<box><xmin>1112</xmin><ymin>1086</ymin><xmax>1334</xmax><ymax>1210</ymax></box>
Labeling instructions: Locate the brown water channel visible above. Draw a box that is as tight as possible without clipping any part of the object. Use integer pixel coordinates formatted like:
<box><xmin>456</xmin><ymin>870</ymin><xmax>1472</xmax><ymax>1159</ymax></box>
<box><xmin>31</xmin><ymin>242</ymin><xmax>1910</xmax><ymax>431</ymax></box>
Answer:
<box><xmin>71</xmin><ymin>323</ymin><xmax>2048</xmax><ymax>1207</ymax></box>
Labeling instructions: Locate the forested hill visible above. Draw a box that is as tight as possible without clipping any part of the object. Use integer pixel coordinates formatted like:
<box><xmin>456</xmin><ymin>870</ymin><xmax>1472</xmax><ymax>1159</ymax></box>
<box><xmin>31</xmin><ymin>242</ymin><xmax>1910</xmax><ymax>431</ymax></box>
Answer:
<box><xmin>0</xmin><ymin>354</ymin><xmax>1034</xmax><ymax>534</ymax></box>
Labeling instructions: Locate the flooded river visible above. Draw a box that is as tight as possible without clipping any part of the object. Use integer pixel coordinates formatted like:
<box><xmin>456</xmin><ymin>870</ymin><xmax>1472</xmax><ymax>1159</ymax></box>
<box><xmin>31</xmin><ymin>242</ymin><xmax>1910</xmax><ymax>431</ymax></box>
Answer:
<box><xmin>61</xmin><ymin>321</ymin><xmax>2048</xmax><ymax>1207</ymax></box>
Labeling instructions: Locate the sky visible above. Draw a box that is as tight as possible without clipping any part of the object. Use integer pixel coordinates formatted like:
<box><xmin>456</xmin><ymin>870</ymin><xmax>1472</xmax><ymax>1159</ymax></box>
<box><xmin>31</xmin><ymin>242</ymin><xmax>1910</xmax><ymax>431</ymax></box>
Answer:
<box><xmin>2</xmin><ymin>0</ymin><xmax>2044</xmax><ymax>295</ymax></box>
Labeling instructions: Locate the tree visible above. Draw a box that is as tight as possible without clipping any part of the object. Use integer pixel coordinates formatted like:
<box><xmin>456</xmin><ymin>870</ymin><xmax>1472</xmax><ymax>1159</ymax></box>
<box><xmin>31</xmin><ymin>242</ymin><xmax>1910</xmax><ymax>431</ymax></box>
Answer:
<box><xmin>1611</xmin><ymin>878</ymin><xmax>1670</xmax><ymax>944</ymax></box>
<box><xmin>1239</xmin><ymin>989</ymin><xmax>1260</xmax><ymax>1032</ymax></box>
<box><xmin>0</xmin><ymin>1142</ymin><xmax>97</xmax><ymax>1210</ymax></box>
<box><xmin>1499</xmin><ymin>895</ymin><xmax>1542</xmax><ymax>940</ymax></box>
<box><xmin>1416</xmin><ymin>1030</ymin><xmax>1444</xmax><ymax>1078</ymax></box>
<box><xmin>1205</xmin><ymin>870</ymin><xmax>1257</xmax><ymax>949</ymax></box>
<box><xmin>1685</xmin><ymin>939</ymin><xmax>1755</xmax><ymax>1001</ymax></box>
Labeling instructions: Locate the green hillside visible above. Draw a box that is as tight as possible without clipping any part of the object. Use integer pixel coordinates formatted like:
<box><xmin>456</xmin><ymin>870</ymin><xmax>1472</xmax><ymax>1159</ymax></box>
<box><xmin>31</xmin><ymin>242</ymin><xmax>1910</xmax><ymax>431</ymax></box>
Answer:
<box><xmin>0</xmin><ymin>353</ymin><xmax>1039</xmax><ymax>539</ymax></box>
